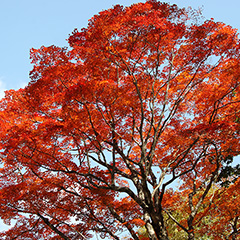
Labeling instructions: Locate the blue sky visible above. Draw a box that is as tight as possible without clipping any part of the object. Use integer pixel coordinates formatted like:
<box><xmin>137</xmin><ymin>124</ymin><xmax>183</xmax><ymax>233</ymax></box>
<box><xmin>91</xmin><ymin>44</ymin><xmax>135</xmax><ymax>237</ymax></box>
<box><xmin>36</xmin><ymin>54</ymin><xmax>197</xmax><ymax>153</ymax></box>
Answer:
<box><xmin>0</xmin><ymin>0</ymin><xmax>240</xmax><ymax>99</ymax></box>
<box><xmin>0</xmin><ymin>0</ymin><xmax>240</xmax><ymax>233</ymax></box>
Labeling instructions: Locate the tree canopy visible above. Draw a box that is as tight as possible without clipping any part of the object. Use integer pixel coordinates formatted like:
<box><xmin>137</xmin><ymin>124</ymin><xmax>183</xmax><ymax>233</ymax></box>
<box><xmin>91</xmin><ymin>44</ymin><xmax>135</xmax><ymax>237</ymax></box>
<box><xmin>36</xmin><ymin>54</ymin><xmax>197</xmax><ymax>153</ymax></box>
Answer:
<box><xmin>0</xmin><ymin>1</ymin><xmax>239</xmax><ymax>239</ymax></box>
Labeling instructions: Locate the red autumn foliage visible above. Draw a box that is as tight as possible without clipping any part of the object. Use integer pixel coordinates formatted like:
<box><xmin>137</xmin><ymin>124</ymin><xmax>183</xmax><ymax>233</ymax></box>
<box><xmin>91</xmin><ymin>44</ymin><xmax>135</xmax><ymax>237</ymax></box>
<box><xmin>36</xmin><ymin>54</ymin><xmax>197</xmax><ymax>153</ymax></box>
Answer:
<box><xmin>0</xmin><ymin>1</ymin><xmax>239</xmax><ymax>239</ymax></box>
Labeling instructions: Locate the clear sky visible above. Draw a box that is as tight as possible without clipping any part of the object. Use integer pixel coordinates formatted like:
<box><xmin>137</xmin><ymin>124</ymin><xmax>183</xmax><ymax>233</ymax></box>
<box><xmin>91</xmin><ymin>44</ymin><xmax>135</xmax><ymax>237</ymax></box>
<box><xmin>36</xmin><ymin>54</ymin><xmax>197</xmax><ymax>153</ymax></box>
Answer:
<box><xmin>0</xmin><ymin>0</ymin><xmax>240</xmax><ymax>232</ymax></box>
<box><xmin>0</xmin><ymin>0</ymin><xmax>240</xmax><ymax>99</ymax></box>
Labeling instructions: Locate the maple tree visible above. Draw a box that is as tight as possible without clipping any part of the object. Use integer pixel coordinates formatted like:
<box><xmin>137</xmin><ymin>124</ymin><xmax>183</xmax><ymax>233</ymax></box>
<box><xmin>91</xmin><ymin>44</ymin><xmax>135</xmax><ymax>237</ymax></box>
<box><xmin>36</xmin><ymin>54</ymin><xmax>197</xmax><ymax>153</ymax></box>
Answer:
<box><xmin>0</xmin><ymin>0</ymin><xmax>240</xmax><ymax>239</ymax></box>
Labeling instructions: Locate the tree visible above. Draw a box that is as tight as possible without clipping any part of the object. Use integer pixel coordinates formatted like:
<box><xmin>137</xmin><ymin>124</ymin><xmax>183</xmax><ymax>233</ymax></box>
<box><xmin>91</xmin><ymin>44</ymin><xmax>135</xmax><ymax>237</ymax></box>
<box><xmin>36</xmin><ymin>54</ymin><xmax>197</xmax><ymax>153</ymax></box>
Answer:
<box><xmin>0</xmin><ymin>1</ymin><xmax>240</xmax><ymax>239</ymax></box>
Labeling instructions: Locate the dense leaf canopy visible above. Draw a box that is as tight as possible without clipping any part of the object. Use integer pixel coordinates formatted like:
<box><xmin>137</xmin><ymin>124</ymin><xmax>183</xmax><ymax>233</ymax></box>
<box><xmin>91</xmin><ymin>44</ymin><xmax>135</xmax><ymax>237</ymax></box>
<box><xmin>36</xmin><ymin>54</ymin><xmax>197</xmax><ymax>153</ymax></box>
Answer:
<box><xmin>0</xmin><ymin>1</ymin><xmax>239</xmax><ymax>239</ymax></box>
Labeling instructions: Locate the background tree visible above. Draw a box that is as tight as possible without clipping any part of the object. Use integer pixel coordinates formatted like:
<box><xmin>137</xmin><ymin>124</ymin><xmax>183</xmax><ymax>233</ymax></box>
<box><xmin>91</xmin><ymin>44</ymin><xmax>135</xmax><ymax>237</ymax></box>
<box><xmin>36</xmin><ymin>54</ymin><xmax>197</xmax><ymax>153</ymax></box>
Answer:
<box><xmin>0</xmin><ymin>1</ymin><xmax>240</xmax><ymax>239</ymax></box>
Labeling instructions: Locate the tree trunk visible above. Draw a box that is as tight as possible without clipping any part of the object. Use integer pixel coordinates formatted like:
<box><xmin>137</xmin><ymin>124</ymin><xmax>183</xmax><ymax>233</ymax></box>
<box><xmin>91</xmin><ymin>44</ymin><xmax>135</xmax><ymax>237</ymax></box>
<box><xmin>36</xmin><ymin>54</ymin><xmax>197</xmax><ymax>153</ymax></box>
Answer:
<box><xmin>144</xmin><ymin>212</ymin><xmax>169</xmax><ymax>240</ymax></box>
